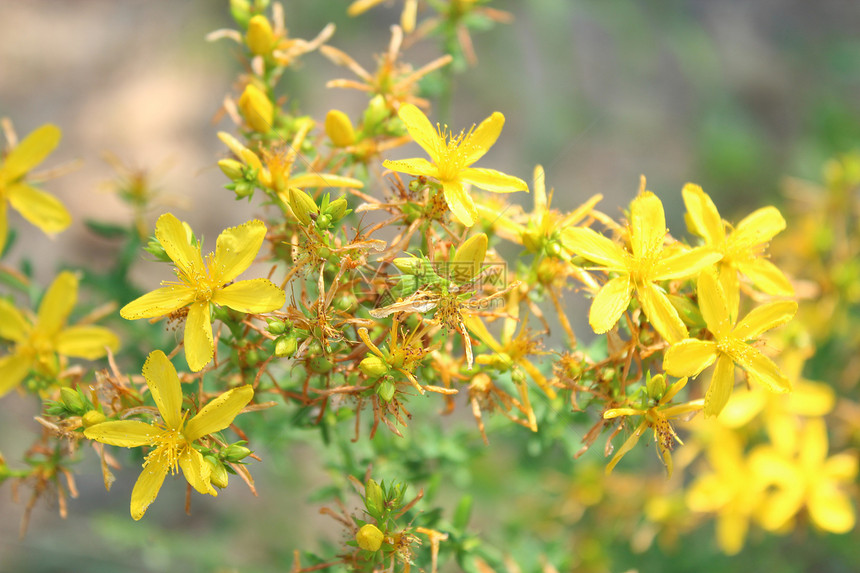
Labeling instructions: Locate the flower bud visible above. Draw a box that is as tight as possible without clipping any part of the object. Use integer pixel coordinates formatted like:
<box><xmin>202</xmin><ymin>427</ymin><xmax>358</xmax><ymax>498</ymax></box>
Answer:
<box><xmin>238</xmin><ymin>84</ymin><xmax>274</xmax><ymax>133</ymax></box>
<box><xmin>646</xmin><ymin>373</ymin><xmax>666</xmax><ymax>401</ymax></box>
<box><xmin>274</xmin><ymin>335</ymin><xmax>298</xmax><ymax>357</ymax></box>
<box><xmin>325</xmin><ymin>197</ymin><xmax>349</xmax><ymax>221</ymax></box>
<box><xmin>376</xmin><ymin>379</ymin><xmax>396</xmax><ymax>402</ymax></box>
<box><xmin>246</xmin><ymin>14</ymin><xmax>275</xmax><ymax>56</ymax></box>
<box><xmin>521</xmin><ymin>228</ymin><xmax>542</xmax><ymax>253</ymax></box>
<box><xmin>325</xmin><ymin>110</ymin><xmax>356</xmax><ymax>147</ymax></box>
<box><xmin>223</xmin><ymin>443</ymin><xmax>252</xmax><ymax>462</ymax></box>
<box><xmin>359</xmin><ymin>355</ymin><xmax>389</xmax><ymax>378</ymax></box>
<box><xmin>266</xmin><ymin>317</ymin><xmax>286</xmax><ymax>335</ymax></box>
<box><xmin>356</xmin><ymin>523</ymin><xmax>384</xmax><ymax>552</ymax></box>
<box><xmin>205</xmin><ymin>456</ymin><xmax>230</xmax><ymax>489</ymax></box>
<box><xmin>60</xmin><ymin>387</ymin><xmax>85</xmax><ymax>413</ymax></box>
<box><xmin>218</xmin><ymin>158</ymin><xmax>245</xmax><ymax>180</ymax></box>
<box><xmin>82</xmin><ymin>410</ymin><xmax>107</xmax><ymax>428</ymax></box>
<box><xmin>452</xmin><ymin>233</ymin><xmax>488</xmax><ymax>282</ymax></box>
<box><xmin>288</xmin><ymin>187</ymin><xmax>318</xmax><ymax>225</ymax></box>
<box><xmin>392</xmin><ymin>257</ymin><xmax>421</xmax><ymax>275</ymax></box>
<box><xmin>363</xmin><ymin>94</ymin><xmax>389</xmax><ymax>132</ymax></box>
<box><xmin>365</xmin><ymin>479</ymin><xmax>384</xmax><ymax>515</ymax></box>
<box><xmin>229</xmin><ymin>0</ymin><xmax>252</xmax><ymax>27</ymax></box>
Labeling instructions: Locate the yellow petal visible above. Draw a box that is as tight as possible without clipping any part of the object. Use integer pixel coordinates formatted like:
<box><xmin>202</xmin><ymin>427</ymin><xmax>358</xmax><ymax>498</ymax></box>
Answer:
<box><xmin>716</xmin><ymin>511</ymin><xmax>748</xmax><ymax>555</ymax></box>
<box><xmin>718</xmin><ymin>388</ymin><xmax>766</xmax><ymax>428</ymax></box>
<box><xmin>461</xmin><ymin>168</ymin><xmax>528</xmax><ymax>193</ymax></box>
<box><xmin>697</xmin><ymin>269</ymin><xmax>733</xmax><ymax>338</ymax></box>
<box><xmin>532</xmin><ymin>165</ymin><xmax>547</xmax><ymax>213</ymax></box>
<box><xmin>213</xmin><ymin>219</ymin><xmax>267</xmax><ymax>285</ymax></box>
<box><xmin>130</xmin><ymin>457</ymin><xmax>169</xmax><ymax>521</ymax></box>
<box><xmin>560</xmin><ymin>227</ymin><xmax>627</xmax><ymax>270</ymax></box>
<box><xmin>588</xmin><ymin>275</ymin><xmax>632</xmax><ymax>334</ymax></box>
<box><xmin>652</xmin><ymin>246</ymin><xmax>721</xmax><ymax>281</ymax></box>
<box><xmin>809</xmin><ymin>485</ymin><xmax>855</xmax><ymax>533</ymax></box>
<box><xmin>785</xmin><ymin>381</ymin><xmax>835</xmax><ymax>417</ymax></box>
<box><xmin>212</xmin><ymin>279</ymin><xmax>285</xmax><ymax>313</ymax></box>
<box><xmin>731</xmin><ymin>206</ymin><xmax>786</xmax><ymax>247</ymax></box>
<box><xmin>178</xmin><ymin>447</ymin><xmax>216</xmax><ymax>496</ymax></box>
<box><xmin>120</xmin><ymin>285</ymin><xmax>195</xmax><ymax>320</ymax></box>
<box><xmin>461</xmin><ymin>112</ymin><xmax>504</xmax><ymax>165</ymax></box>
<box><xmin>184</xmin><ymin>385</ymin><xmax>254</xmax><ymax>443</ymax></box>
<box><xmin>397</xmin><ymin>103</ymin><xmax>442</xmax><ymax>163</ymax></box>
<box><xmin>725</xmin><ymin>339</ymin><xmax>791</xmax><ymax>394</ymax></box>
<box><xmin>288</xmin><ymin>172</ymin><xmax>364</xmax><ymax>189</ymax></box>
<box><xmin>442</xmin><ymin>180</ymin><xmax>478</xmax><ymax>227</ymax></box>
<box><xmin>704</xmin><ymin>353</ymin><xmax>736</xmax><ymax>417</ymax></box>
<box><xmin>55</xmin><ymin>325</ymin><xmax>120</xmax><ymax>360</ymax></box>
<box><xmin>605</xmin><ymin>421</ymin><xmax>646</xmax><ymax>474</ymax></box>
<box><xmin>758</xmin><ymin>484</ymin><xmax>804</xmax><ymax>532</ymax></box>
<box><xmin>664</xmin><ymin>339</ymin><xmax>718</xmax><ymax>377</ymax></box>
<box><xmin>0</xmin><ymin>298</ymin><xmax>29</xmax><ymax>342</ymax></box>
<box><xmin>823</xmin><ymin>453</ymin><xmax>859</xmax><ymax>481</ymax></box>
<box><xmin>452</xmin><ymin>233</ymin><xmax>488</xmax><ymax>282</ymax></box>
<box><xmin>155</xmin><ymin>213</ymin><xmax>206</xmax><ymax>279</ymax></box>
<box><xmin>732</xmin><ymin>300</ymin><xmax>797</xmax><ymax>341</ymax></box>
<box><xmin>37</xmin><ymin>271</ymin><xmax>77</xmax><ymax>336</ymax></box>
<box><xmin>681</xmin><ymin>183</ymin><xmax>725</xmax><ymax>245</ymax></box>
<box><xmin>736</xmin><ymin>258</ymin><xmax>794</xmax><ymax>296</ymax></box>
<box><xmin>184</xmin><ymin>301</ymin><xmax>213</xmax><ymax>372</ymax></box>
<box><xmin>799</xmin><ymin>417</ymin><xmax>829</xmax><ymax>467</ymax></box>
<box><xmin>0</xmin><ymin>352</ymin><xmax>30</xmax><ymax>396</ymax></box>
<box><xmin>83</xmin><ymin>420</ymin><xmax>157</xmax><ymax>447</ymax></box>
<box><xmin>6</xmin><ymin>182</ymin><xmax>71</xmax><ymax>235</ymax></box>
<box><xmin>382</xmin><ymin>158</ymin><xmax>437</xmax><ymax>178</ymax></box>
<box><xmin>142</xmin><ymin>350</ymin><xmax>184</xmax><ymax>429</ymax></box>
<box><xmin>0</xmin><ymin>201</ymin><xmax>7</xmax><ymax>255</ymax></box>
<box><xmin>638</xmin><ymin>283</ymin><xmax>688</xmax><ymax>343</ymax></box>
<box><xmin>0</xmin><ymin>124</ymin><xmax>61</xmax><ymax>182</ymax></box>
<box><xmin>717</xmin><ymin>262</ymin><xmax>741</xmax><ymax>325</ymax></box>
<box><xmin>629</xmin><ymin>191</ymin><xmax>666</xmax><ymax>261</ymax></box>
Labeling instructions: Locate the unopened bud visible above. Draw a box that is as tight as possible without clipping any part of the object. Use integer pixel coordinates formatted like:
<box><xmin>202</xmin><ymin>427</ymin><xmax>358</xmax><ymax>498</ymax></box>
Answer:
<box><xmin>205</xmin><ymin>457</ymin><xmax>230</xmax><ymax>489</ymax></box>
<box><xmin>82</xmin><ymin>410</ymin><xmax>107</xmax><ymax>428</ymax></box>
<box><xmin>218</xmin><ymin>159</ymin><xmax>245</xmax><ymax>180</ymax></box>
<box><xmin>238</xmin><ymin>84</ymin><xmax>274</xmax><ymax>133</ymax></box>
<box><xmin>325</xmin><ymin>197</ymin><xmax>349</xmax><ymax>221</ymax></box>
<box><xmin>646</xmin><ymin>373</ymin><xmax>666</xmax><ymax>401</ymax></box>
<box><xmin>356</xmin><ymin>523</ymin><xmax>384</xmax><ymax>552</ymax></box>
<box><xmin>365</xmin><ymin>479</ymin><xmax>384</xmax><ymax>514</ymax></box>
<box><xmin>266</xmin><ymin>318</ymin><xmax>286</xmax><ymax>335</ymax></box>
<box><xmin>60</xmin><ymin>387</ymin><xmax>85</xmax><ymax>413</ymax></box>
<box><xmin>288</xmin><ymin>187</ymin><xmax>318</xmax><ymax>225</ymax></box>
<box><xmin>246</xmin><ymin>14</ymin><xmax>275</xmax><ymax>56</ymax></box>
<box><xmin>223</xmin><ymin>443</ymin><xmax>252</xmax><ymax>462</ymax></box>
<box><xmin>363</xmin><ymin>95</ymin><xmax>389</xmax><ymax>132</ymax></box>
<box><xmin>359</xmin><ymin>355</ymin><xmax>389</xmax><ymax>378</ymax></box>
<box><xmin>325</xmin><ymin>109</ymin><xmax>356</xmax><ymax>147</ymax></box>
<box><xmin>274</xmin><ymin>336</ymin><xmax>298</xmax><ymax>357</ymax></box>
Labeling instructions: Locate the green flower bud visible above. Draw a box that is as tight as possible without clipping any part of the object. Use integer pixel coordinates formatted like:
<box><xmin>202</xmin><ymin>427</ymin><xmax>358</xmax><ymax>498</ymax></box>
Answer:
<box><xmin>365</xmin><ymin>479</ymin><xmax>384</xmax><ymax>515</ymax></box>
<box><xmin>266</xmin><ymin>318</ymin><xmax>286</xmax><ymax>335</ymax></box>
<box><xmin>275</xmin><ymin>336</ymin><xmax>298</xmax><ymax>358</ymax></box>
<box><xmin>359</xmin><ymin>355</ymin><xmax>389</xmax><ymax>378</ymax></box>
<box><xmin>229</xmin><ymin>0</ymin><xmax>252</xmax><ymax>27</ymax></box>
<box><xmin>376</xmin><ymin>379</ymin><xmax>396</xmax><ymax>402</ymax></box>
<box><xmin>309</xmin><ymin>355</ymin><xmax>333</xmax><ymax>374</ymax></box>
<box><xmin>223</xmin><ymin>443</ymin><xmax>252</xmax><ymax>462</ymax></box>
<box><xmin>205</xmin><ymin>456</ymin><xmax>230</xmax><ymax>489</ymax></box>
<box><xmin>646</xmin><ymin>373</ymin><xmax>666</xmax><ymax>401</ymax></box>
<box><xmin>325</xmin><ymin>197</ymin><xmax>349</xmax><ymax>221</ymax></box>
<box><xmin>356</xmin><ymin>523</ymin><xmax>384</xmax><ymax>552</ymax></box>
<box><xmin>288</xmin><ymin>187</ymin><xmax>318</xmax><ymax>225</ymax></box>
<box><xmin>363</xmin><ymin>94</ymin><xmax>389</xmax><ymax>133</ymax></box>
<box><xmin>218</xmin><ymin>158</ymin><xmax>245</xmax><ymax>180</ymax></box>
<box><xmin>60</xmin><ymin>387</ymin><xmax>85</xmax><ymax>413</ymax></box>
<box><xmin>315</xmin><ymin>213</ymin><xmax>332</xmax><ymax>230</ymax></box>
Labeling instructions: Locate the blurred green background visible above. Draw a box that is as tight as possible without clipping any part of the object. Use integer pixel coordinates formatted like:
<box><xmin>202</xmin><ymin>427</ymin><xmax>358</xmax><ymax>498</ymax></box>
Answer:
<box><xmin>2</xmin><ymin>1</ymin><xmax>859</xmax><ymax>571</ymax></box>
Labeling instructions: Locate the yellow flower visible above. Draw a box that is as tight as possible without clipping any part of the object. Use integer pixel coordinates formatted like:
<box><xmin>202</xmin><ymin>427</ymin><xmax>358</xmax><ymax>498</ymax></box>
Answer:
<box><xmin>120</xmin><ymin>214</ymin><xmax>285</xmax><ymax>372</ymax></box>
<box><xmin>603</xmin><ymin>375</ymin><xmax>703</xmax><ymax>478</ymax></box>
<box><xmin>683</xmin><ymin>183</ymin><xmax>793</xmax><ymax>321</ymax></box>
<box><xmin>218</xmin><ymin>129</ymin><xmax>363</xmax><ymax>204</ymax></box>
<box><xmin>664</xmin><ymin>270</ymin><xmax>797</xmax><ymax>417</ymax></box>
<box><xmin>382</xmin><ymin>103</ymin><xmax>528</xmax><ymax>227</ymax></box>
<box><xmin>0</xmin><ymin>271</ymin><xmax>119</xmax><ymax>397</ymax></box>
<box><xmin>686</xmin><ymin>426</ymin><xmax>766</xmax><ymax>555</ymax></box>
<box><xmin>84</xmin><ymin>350</ymin><xmax>254</xmax><ymax>520</ymax></box>
<box><xmin>561</xmin><ymin>187</ymin><xmax>721</xmax><ymax>343</ymax></box>
<box><xmin>0</xmin><ymin>123</ymin><xmax>71</xmax><ymax>255</ymax></box>
<box><xmin>751</xmin><ymin>417</ymin><xmax>858</xmax><ymax>534</ymax></box>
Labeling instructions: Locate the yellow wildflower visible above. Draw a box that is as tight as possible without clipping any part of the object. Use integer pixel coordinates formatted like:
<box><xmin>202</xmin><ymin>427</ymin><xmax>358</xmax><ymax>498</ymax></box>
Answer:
<box><xmin>683</xmin><ymin>183</ymin><xmax>793</xmax><ymax>321</ymax></box>
<box><xmin>382</xmin><ymin>103</ymin><xmax>528</xmax><ymax>227</ymax></box>
<box><xmin>0</xmin><ymin>123</ymin><xmax>71</xmax><ymax>254</ymax></box>
<box><xmin>0</xmin><ymin>271</ymin><xmax>119</xmax><ymax>397</ymax></box>
<box><xmin>664</xmin><ymin>270</ymin><xmax>796</xmax><ymax>417</ymax></box>
<box><xmin>218</xmin><ymin>129</ymin><xmax>363</xmax><ymax>205</ymax></box>
<box><xmin>751</xmin><ymin>417</ymin><xmax>857</xmax><ymax>534</ymax></box>
<box><xmin>561</xmin><ymin>186</ymin><xmax>721</xmax><ymax>343</ymax></box>
<box><xmin>120</xmin><ymin>213</ymin><xmax>285</xmax><ymax>372</ymax></box>
<box><xmin>84</xmin><ymin>350</ymin><xmax>254</xmax><ymax>520</ymax></box>
<box><xmin>603</xmin><ymin>375</ymin><xmax>703</xmax><ymax>478</ymax></box>
<box><xmin>686</xmin><ymin>426</ymin><xmax>767</xmax><ymax>555</ymax></box>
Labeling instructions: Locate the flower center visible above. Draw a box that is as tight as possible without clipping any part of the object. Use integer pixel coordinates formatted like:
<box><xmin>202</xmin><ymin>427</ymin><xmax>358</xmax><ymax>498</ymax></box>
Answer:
<box><xmin>144</xmin><ymin>426</ymin><xmax>188</xmax><ymax>475</ymax></box>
